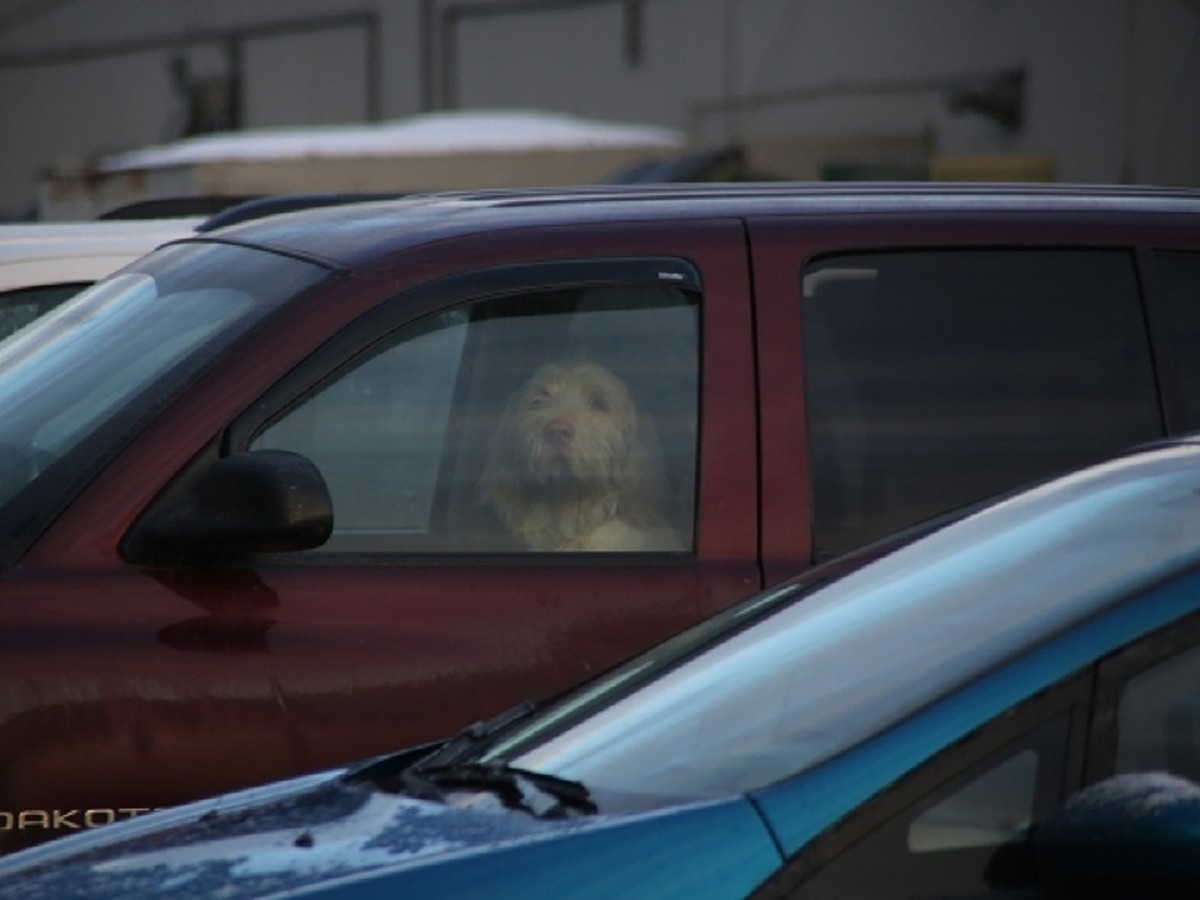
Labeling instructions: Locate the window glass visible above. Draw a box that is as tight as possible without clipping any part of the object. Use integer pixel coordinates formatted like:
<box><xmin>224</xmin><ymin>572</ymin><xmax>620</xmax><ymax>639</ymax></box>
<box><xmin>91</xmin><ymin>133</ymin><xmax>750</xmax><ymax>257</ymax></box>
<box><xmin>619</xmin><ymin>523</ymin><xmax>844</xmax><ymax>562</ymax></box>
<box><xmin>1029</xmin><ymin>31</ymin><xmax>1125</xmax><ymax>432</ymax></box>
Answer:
<box><xmin>0</xmin><ymin>283</ymin><xmax>87</xmax><ymax>339</ymax></box>
<box><xmin>1115</xmin><ymin>641</ymin><xmax>1200</xmax><ymax>783</ymax></box>
<box><xmin>1157</xmin><ymin>251</ymin><xmax>1200</xmax><ymax>431</ymax></box>
<box><xmin>788</xmin><ymin>717</ymin><xmax>1069</xmax><ymax>899</ymax></box>
<box><xmin>251</xmin><ymin>283</ymin><xmax>699</xmax><ymax>554</ymax></box>
<box><xmin>0</xmin><ymin>240</ymin><xmax>324</xmax><ymax>512</ymax></box>
<box><xmin>907</xmin><ymin>750</ymin><xmax>1038</xmax><ymax>853</ymax></box>
<box><xmin>803</xmin><ymin>250</ymin><xmax>1160</xmax><ymax>556</ymax></box>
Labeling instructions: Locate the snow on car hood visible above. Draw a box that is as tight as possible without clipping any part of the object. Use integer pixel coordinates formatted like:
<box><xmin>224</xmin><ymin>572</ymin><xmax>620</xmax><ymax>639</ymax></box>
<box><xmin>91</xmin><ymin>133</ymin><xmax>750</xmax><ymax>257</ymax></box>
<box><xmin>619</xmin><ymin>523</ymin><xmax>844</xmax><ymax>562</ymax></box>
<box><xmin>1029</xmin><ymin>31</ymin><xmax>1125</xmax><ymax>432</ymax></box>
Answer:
<box><xmin>0</xmin><ymin>767</ymin><xmax>586</xmax><ymax>899</ymax></box>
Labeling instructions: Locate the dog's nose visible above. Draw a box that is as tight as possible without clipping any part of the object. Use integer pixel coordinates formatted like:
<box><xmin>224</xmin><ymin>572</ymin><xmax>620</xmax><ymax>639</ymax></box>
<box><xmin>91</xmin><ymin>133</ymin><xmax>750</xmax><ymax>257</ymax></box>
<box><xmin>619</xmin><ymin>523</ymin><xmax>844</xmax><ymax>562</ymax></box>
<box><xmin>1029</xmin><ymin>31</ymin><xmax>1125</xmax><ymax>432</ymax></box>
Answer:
<box><xmin>544</xmin><ymin>420</ymin><xmax>574</xmax><ymax>445</ymax></box>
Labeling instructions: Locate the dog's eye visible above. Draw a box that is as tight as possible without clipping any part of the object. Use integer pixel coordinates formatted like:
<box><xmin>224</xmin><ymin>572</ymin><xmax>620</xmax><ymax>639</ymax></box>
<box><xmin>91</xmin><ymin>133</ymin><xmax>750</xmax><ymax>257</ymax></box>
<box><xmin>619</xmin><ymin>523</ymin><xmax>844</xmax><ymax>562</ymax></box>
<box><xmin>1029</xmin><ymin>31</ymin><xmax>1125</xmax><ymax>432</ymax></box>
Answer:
<box><xmin>589</xmin><ymin>392</ymin><xmax>609</xmax><ymax>412</ymax></box>
<box><xmin>526</xmin><ymin>387</ymin><xmax>551</xmax><ymax>407</ymax></box>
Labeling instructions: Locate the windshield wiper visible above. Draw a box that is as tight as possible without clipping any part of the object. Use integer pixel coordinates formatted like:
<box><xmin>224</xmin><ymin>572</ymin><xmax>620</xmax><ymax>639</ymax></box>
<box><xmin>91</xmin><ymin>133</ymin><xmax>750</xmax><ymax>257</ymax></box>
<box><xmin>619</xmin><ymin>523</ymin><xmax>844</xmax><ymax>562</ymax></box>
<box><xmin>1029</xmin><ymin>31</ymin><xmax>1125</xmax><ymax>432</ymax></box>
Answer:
<box><xmin>344</xmin><ymin>700</ymin><xmax>594</xmax><ymax>820</ymax></box>
<box><xmin>341</xmin><ymin>699</ymin><xmax>540</xmax><ymax>792</ymax></box>
<box><xmin>400</xmin><ymin>762</ymin><xmax>597</xmax><ymax>820</ymax></box>
<box><xmin>417</xmin><ymin>699</ymin><xmax>538</xmax><ymax>769</ymax></box>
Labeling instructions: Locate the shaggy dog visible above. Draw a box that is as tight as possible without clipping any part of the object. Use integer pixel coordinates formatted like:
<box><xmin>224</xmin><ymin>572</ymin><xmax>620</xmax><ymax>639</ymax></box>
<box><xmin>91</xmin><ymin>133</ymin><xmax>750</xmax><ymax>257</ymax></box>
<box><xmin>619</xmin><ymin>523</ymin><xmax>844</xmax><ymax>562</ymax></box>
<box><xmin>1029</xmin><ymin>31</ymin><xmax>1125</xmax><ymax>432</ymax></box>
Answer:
<box><xmin>479</xmin><ymin>359</ymin><xmax>679</xmax><ymax>552</ymax></box>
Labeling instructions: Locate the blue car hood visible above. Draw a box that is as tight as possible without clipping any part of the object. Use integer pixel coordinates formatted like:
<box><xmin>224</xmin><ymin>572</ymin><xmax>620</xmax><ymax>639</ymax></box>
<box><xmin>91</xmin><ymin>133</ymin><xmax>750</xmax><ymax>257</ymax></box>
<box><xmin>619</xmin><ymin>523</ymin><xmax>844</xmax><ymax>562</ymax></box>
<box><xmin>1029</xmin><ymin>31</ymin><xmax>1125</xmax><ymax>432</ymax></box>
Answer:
<box><xmin>0</xmin><ymin>765</ymin><xmax>780</xmax><ymax>899</ymax></box>
<box><xmin>0</xmin><ymin>766</ymin><xmax>583</xmax><ymax>898</ymax></box>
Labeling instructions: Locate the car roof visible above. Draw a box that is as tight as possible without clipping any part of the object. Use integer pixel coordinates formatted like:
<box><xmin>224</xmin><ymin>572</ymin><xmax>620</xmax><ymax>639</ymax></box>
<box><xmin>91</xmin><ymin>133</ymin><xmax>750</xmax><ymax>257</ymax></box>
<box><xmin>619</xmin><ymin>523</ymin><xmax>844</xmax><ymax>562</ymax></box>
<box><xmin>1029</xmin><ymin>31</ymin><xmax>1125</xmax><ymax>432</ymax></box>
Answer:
<box><xmin>194</xmin><ymin>181</ymin><xmax>1200</xmax><ymax>270</ymax></box>
<box><xmin>0</xmin><ymin>217</ymin><xmax>203</xmax><ymax>292</ymax></box>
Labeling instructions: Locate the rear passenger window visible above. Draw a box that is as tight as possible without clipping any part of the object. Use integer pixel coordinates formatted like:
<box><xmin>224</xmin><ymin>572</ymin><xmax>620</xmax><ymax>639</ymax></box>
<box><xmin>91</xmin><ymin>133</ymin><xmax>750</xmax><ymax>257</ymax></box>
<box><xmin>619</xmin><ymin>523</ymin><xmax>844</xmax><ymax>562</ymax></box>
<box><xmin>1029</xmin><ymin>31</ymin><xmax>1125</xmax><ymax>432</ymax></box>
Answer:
<box><xmin>1157</xmin><ymin>252</ymin><xmax>1200</xmax><ymax>430</ymax></box>
<box><xmin>778</xmin><ymin>715</ymin><xmax>1072</xmax><ymax>899</ymax></box>
<box><xmin>804</xmin><ymin>250</ymin><xmax>1160</xmax><ymax>556</ymax></box>
<box><xmin>251</xmin><ymin>282</ymin><xmax>699</xmax><ymax>555</ymax></box>
<box><xmin>1115</xmin><ymin>641</ymin><xmax>1200</xmax><ymax>784</ymax></box>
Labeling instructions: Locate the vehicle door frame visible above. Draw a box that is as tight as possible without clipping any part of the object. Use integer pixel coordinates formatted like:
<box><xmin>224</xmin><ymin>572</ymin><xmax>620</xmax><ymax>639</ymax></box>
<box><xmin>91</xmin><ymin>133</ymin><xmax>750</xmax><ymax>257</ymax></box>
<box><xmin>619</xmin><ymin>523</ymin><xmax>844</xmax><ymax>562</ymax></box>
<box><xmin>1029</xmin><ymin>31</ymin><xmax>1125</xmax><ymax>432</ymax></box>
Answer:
<box><xmin>747</xmin><ymin>211</ymin><xmax>1200</xmax><ymax>579</ymax></box>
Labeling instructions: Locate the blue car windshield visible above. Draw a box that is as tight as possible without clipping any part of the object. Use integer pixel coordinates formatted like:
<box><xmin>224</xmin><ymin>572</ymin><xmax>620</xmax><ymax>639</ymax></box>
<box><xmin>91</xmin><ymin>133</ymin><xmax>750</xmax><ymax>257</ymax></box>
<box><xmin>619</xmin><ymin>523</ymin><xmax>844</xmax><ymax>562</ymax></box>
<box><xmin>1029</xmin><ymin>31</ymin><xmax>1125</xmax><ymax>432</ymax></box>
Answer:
<box><xmin>0</xmin><ymin>240</ymin><xmax>332</xmax><ymax>562</ymax></box>
<box><xmin>485</xmin><ymin>443</ymin><xmax>1200</xmax><ymax>811</ymax></box>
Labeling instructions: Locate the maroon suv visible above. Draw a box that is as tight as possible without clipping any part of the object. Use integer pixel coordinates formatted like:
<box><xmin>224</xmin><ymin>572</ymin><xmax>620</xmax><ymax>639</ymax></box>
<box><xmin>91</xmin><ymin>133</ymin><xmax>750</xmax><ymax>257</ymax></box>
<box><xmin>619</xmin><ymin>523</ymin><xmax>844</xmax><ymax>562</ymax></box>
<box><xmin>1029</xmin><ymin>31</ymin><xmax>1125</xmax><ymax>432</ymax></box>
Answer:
<box><xmin>2</xmin><ymin>183</ymin><xmax>1199</xmax><ymax>850</ymax></box>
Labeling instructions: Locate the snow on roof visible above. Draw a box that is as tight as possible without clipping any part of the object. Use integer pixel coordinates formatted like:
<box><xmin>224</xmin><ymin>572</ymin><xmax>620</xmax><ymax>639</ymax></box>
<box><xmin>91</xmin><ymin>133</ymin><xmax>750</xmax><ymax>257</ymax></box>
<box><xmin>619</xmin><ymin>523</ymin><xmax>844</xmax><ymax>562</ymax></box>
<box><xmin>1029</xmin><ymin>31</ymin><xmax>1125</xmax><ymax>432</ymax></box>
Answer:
<box><xmin>98</xmin><ymin>109</ymin><xmax>684</xmax><ymax>173</ymax></box>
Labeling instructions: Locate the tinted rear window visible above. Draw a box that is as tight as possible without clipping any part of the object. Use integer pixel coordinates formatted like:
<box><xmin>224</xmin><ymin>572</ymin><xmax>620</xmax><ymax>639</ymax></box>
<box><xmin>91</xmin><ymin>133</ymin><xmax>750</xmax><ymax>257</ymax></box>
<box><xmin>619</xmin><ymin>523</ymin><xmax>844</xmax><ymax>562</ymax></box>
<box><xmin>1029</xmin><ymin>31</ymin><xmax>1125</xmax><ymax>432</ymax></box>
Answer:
<box><xmin>804</xmin><ymin>249</ymin><xmax>1161</xmax><ymax>556</ymax></box>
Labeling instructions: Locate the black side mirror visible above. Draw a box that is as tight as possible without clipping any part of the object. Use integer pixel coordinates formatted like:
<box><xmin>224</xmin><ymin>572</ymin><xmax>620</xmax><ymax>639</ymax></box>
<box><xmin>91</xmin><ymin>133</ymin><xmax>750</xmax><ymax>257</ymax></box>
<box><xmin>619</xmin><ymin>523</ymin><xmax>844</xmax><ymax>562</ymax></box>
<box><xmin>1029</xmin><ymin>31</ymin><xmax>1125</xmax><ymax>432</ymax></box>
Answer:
<box><xmin>987</xmin><ymin>772</ymin><xmax>1200</xmax><ymax>898</ymax></box>
<box><xmin>124</xmin><ymin>450</ymin><xmax>333</xmax><ymax>563</ymax></box>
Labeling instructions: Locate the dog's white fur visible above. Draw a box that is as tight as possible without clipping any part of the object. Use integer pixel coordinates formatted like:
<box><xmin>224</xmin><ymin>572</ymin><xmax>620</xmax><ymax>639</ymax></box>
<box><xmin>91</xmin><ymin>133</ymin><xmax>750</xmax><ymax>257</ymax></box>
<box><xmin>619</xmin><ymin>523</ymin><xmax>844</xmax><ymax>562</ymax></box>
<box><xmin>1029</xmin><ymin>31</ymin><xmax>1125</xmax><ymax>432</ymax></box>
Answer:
<box><xmin>479</xmin><ymin>359</ymin><xmax>679</xmax><ymax>551</ymax></box>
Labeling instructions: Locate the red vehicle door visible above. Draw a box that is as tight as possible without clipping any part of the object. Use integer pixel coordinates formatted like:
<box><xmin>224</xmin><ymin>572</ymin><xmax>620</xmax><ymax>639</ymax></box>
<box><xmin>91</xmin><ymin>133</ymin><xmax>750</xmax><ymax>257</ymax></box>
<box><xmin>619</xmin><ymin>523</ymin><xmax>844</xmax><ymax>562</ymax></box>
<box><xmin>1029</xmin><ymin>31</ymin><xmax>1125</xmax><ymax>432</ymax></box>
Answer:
<box><xmin>0</xmin><ymin>217</ymin><xmax>761</xmax><ymax>850</ymax></box>
<box><xmin>749</xmin><ymin>214</ymin><xmax>1172</xmax><ymax>582</ymax></box>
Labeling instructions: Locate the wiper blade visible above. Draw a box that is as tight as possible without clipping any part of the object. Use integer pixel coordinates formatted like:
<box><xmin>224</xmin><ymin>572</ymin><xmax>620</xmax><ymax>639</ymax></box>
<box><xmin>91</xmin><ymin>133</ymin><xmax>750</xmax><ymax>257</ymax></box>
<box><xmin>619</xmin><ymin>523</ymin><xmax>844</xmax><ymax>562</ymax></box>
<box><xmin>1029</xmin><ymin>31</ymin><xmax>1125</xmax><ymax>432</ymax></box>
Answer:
<box><xmin>341</xmin><ymin>700</ymin><xmax>539</xmax><ymax>793</ymax></box>
<box><xmin>417</xmin><ymin>699</ymin><xmax>537</xmax><ymax>769</ymax></box>
<box><xmin>402</xmin><ymin>762</ymin><xmax>597</xmax><ymax>820</ymax></box>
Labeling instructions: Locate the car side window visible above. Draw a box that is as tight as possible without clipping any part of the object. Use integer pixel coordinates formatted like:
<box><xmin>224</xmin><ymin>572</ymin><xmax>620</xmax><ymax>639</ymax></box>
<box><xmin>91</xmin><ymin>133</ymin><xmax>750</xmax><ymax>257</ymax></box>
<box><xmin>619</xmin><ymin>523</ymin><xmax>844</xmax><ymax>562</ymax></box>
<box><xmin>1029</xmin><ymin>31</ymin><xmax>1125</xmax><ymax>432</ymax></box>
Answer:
<box><xmin>250</xmin><ymin>282</ymin><xmax>699</xmax><ymax>554</ymax></box>
<box><xmin>1157</xmin><ymin>251</ymin><xmax>1200</xmax><ymax>431</ymax></box>
<box><xmin>906</xmin><ymin>748</ymin><xmax>1041</xmax><ymax>853</ymax></box>
<box><xmin>1114</xmin><ymin>640</ymin><xmax>1200</xmax><ymax>783</ymax></box>
<box><xmin>765</xmin><ymin>716</ymin><xmax>1072</xmax><ymax>899</ymax></box>
<box><xmin>803</xmin><ymin>249</ymin><xmax>1161</xmax><ymax>556</ymax></box>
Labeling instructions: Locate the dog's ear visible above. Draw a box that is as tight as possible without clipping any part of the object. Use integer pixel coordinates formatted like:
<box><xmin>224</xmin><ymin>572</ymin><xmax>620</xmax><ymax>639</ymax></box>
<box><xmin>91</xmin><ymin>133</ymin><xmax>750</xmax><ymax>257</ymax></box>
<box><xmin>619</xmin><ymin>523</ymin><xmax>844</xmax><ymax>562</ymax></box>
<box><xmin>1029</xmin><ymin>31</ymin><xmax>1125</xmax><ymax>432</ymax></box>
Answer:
<box><xmin>616</xmin><ymin>411</ymin><xmax>669</xmax><ymax>525</ymax></box>
<box><xmin>477</xmin><ymin>391</ymin><xmax>526</xmax><ymax>514</ymax></box>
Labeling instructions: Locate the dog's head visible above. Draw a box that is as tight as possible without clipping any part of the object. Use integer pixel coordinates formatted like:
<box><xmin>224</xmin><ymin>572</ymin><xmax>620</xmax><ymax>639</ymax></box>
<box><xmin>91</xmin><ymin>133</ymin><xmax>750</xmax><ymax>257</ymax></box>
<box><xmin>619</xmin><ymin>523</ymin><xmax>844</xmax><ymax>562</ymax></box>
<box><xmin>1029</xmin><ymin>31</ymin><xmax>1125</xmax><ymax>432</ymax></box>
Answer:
<box><xmin>480</xmin><ymin>359</ymin><xmax>666</xmax><ymax>513</ymax></box>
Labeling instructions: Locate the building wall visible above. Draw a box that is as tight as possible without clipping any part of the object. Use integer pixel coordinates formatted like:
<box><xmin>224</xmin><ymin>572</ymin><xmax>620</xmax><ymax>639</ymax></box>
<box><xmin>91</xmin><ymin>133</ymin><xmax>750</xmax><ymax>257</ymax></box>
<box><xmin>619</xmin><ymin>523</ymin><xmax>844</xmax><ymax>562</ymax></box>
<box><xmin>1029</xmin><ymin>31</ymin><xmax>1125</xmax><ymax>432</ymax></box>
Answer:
<box><xmin>0</xmin><ymin>0</ymin><xmax>1197</xmax><ymax>219</ymax></box>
